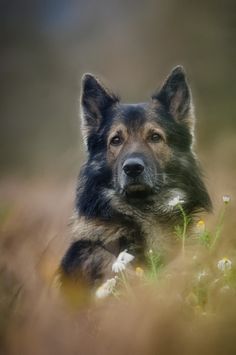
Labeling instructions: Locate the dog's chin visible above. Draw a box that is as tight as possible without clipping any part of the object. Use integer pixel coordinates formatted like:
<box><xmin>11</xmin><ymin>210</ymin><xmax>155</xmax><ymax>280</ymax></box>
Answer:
<box><xmin>123</xmin><ymin>183</ymin><xmax>153</xmax><ymax>200</ymax></box>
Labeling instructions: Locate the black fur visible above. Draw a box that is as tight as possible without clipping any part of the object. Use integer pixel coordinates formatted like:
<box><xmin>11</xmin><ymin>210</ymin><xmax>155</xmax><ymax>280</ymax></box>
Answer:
<box><xmin>61</xmin><ymin>240</ymin><xmax>105</xmax><ymax>283</ymax></box>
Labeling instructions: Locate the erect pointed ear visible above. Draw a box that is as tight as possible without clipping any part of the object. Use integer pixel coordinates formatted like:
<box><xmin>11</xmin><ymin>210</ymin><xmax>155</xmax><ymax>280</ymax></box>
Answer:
<box><xmin>80</xmin><ymin>74</ymin><xmax>119</xmax><ymax>144</ymax></box>
<box><xmin>152</xmin><ymin>66</ymin><xmax>194</xmax><ymax>131</ymax></box>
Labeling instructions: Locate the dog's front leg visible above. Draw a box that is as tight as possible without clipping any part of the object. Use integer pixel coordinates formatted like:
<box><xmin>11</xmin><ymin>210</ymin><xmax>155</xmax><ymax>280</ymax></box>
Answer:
<box><xmin>60</xmin><ymin>239</ymin><xmax>117</xmax><ymax>286</ymax></box>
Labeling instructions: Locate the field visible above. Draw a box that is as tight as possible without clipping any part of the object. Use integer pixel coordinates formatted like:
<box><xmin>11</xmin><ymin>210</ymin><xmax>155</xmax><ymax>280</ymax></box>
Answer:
<box><xmin>0</xmin><ymin>142</ymin><xmax>235</xmax><ymax>355</ymax></box>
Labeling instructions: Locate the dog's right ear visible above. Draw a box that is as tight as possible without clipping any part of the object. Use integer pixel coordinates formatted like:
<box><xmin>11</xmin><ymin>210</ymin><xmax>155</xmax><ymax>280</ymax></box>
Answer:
<box><xmin>80</xmin><ymin>74</ymin><xmax>119</xmax><ymax>145</ymax></box>
<box><xmin>152</xmin><ymin>66</ymin><xmax>194</xmax><ymax>133</ymax></box>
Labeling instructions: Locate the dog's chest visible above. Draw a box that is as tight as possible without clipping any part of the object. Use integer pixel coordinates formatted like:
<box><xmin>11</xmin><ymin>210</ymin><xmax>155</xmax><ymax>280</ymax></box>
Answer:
<box><xmin>141</xmin><ymin>219</ymin><xmax>175</xmax><ymax>254</ymax></box>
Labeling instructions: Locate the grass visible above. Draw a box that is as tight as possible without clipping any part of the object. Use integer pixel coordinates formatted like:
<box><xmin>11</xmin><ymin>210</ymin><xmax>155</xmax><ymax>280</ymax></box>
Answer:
<box><xmin>0</xmin><ymin>179</ymin><xmax>236</xmax><ymax>355</ymax></box>
<box><xmin>96</xmin><ymin>196</ymin><xmax>235</xmax><ymax>314</ymax></box>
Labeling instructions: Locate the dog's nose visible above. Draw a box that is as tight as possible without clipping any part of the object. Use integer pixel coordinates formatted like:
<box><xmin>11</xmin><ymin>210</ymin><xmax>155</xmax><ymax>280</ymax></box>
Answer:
<box><xmin>123</xmin><ymin>158</ymin><xmax>144</xmax><ymax>178</ymax></box>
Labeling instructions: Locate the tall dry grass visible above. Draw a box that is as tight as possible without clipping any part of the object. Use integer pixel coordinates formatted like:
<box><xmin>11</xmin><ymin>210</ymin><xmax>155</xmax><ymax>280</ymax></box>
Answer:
<box><xmin>0</xmin><ymin>147</ymin><xmax>235</xmax><ymax>355</ymax></box>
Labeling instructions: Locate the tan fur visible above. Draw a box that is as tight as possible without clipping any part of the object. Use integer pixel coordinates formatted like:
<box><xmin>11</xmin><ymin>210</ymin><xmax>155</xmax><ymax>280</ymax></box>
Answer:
<box><xmin>107</xmin><ymin>121</ymin><xmax>172</xmax><ymax>169</ymax></box>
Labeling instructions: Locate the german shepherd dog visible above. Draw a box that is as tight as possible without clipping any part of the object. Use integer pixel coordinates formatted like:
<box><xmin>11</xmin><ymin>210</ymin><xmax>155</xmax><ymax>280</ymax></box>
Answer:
<box><xmin>61</xmin><ymin>66</ymin><xmax>211</xmax><ymax>286</ymax></box>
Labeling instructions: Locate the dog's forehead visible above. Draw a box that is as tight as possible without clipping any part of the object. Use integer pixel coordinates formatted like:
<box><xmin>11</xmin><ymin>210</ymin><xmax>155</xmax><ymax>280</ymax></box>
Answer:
<box><xmin>113</xmin><ymin>103</ymin><xmax>158</xmax><ymax>130</ymax></box>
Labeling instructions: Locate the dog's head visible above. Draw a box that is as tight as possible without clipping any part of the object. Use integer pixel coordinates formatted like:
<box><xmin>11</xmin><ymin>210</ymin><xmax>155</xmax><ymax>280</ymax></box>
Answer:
<box><xmin>79</xmin><ymin>66</ymin><xmax>211</xmax><ymax>214</ymax></box>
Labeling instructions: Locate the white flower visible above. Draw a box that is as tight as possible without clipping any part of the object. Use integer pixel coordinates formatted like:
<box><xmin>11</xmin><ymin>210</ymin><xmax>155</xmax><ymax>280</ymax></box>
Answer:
<box><xmin>168</xmin><ymin>195</ymin><xmax>184</xmax><ymax>207</ymax></box>
<box><xmin>112</xmin><ymin>249</ymin><xmax>135</xmax><ymax>273</ymax></box>
<box><xmin>222</xmin><ymin>195</ymin><xmax>231</xmax><ymax>204</ymax></box>
<box><xmin>112</xmin><ymin>260</ymin><xmax>126</xmax><ymax>273</ymax></box>
<box><xmin>217</xmin><ymin>257</ymin><xmax>232</xmax><ymax>271</ymax></box>
<box><xmin>197</xmin><ymin>270</ymin><xmax>208</xmax><ymax>281</ymax></box>
<box><xmin>95</xmin><ymin>277</ymin><xmax>117</xmax><ymax>299</ymax></box>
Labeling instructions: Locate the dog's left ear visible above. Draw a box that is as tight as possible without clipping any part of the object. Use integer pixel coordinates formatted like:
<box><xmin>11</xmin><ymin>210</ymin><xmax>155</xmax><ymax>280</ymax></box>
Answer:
<box><xmin>152</xmin><ymin>66</ymin><xmax>194</xmax><ymax>130</ymax></box>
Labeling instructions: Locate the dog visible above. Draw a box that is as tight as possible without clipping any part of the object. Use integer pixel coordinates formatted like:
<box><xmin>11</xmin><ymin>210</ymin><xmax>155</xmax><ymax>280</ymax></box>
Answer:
<box><xmin>60</xmin><ymin>66</ymin><xmax>211</xmax><ymax>287</ymax></box>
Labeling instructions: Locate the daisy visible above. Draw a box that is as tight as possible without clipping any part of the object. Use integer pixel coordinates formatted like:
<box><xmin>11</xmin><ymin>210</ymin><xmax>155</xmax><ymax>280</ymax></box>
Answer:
<box><xmin>95</xmin><ymin>277</ymin><xmax>117</xmax><ymax>299</ymax></box>
<box><xmin>112</xmin><ymin>250</ymin><xmax>135</xmax><ymax>273</ymax></box>
<box><xmin>217</xmin><ymin>257</ymin><xmax>232</xmax><ymax>271</ymax></box>
<box><xmin>197</xmin><ymin>270</ymin><xmax>208</xmax><ymax>281</ymax></box>
<box><xmin>222</xmin><ymin>195</ymin><xmax>230</xmax><ymax>204</ymax></box>
<box><xmin>168</xmin><ymin>195</ymin><xmax>184</xmax><ymax>207</ymax></box>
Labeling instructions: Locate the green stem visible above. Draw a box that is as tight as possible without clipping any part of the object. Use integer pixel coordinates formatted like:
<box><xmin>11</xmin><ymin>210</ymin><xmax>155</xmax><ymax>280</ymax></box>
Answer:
<box><xmin>210</xmin><ymin>205</ymin><xmax>226</xmax><ymax>251</ymax></box>
<box><xmin>150</xmin><ymin>253</ymin><xmax>157</xmax><ymax>278</ymax></box>
<box><xmin>178</xmin><ymin>204</ymin><xmax>188</xmax><ymax>257</ymax></box>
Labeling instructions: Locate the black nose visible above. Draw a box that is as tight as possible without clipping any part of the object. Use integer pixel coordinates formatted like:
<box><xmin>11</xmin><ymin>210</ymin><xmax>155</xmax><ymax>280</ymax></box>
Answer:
<box><xmin>123</xmin><ymin>158</ymin><xmax>144</xmax><ymax>178</ymax></box>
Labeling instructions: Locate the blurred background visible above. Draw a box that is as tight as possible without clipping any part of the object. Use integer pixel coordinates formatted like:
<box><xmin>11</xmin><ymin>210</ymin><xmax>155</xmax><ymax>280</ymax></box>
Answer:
<box><xmin>0</xmin><ymin>0</ymin><xmax>235</xmax><ymax>173</ymax></box>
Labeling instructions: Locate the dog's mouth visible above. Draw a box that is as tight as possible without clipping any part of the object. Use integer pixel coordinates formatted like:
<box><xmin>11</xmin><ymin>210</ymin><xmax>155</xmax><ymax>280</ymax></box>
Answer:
<box><xmin>124</xmin><ymin>183</ymin><xmax>153</xmax><ymax>199</ymax></box>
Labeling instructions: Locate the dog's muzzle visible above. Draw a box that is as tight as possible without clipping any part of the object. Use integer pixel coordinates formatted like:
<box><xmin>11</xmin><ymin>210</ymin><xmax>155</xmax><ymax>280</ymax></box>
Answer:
<box><xmin>120</xmin><ymin>156</ymin><xmax>153</xmax><ymax>197</ymax></box>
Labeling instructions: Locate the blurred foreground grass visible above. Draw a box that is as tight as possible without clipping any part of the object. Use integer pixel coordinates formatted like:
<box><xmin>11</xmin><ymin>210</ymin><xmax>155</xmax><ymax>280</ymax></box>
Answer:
<box><xmin>0</xmin><ymin>167</ymin><xmax>235</xmax><ymax>355</ymax></box>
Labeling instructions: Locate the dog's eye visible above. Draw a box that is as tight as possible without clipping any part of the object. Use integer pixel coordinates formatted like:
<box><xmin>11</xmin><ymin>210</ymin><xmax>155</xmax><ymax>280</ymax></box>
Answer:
<box><xmin>149</xmin><ymin>132</ymin><xmax>162</xmax><ymax>143</ymax></box>
<box><xmin>110</xmin><ymin>135</ymin><xmax>123</xmax><ymax>146</ymax></box>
